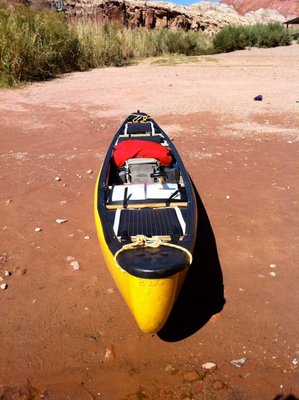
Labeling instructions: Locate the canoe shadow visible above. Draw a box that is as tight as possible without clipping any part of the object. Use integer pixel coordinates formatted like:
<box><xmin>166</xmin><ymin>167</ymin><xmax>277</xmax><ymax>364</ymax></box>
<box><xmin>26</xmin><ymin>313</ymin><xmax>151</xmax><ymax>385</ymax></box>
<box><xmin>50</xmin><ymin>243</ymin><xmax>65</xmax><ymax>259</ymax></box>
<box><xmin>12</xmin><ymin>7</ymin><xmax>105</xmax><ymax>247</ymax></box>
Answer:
<box><xmin>158</xmin><ymin>183</ymin><xmax>225</xmax><ymax>342</ymax></box>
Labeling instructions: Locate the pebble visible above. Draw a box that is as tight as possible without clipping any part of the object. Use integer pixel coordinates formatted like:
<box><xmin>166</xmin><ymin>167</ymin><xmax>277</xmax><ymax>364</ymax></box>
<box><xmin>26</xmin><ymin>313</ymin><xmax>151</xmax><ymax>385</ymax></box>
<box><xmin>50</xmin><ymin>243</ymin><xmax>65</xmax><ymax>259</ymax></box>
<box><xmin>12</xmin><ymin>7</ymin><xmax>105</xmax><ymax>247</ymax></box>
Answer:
<box><xmin>60</xmin><ymin>200</ymin><xmax>67</xmax><ymax>205</ymax></box>
<box><xmin>183</xmin><ymin>371</ymin><xmax>199</xmax><ymax>382</ymax></box>
<box><xmin>231</xmin><ymin>357</ymin><xmax>247</xmax><ymax>367</ymax></box>
<box><xmin>202</xmin><ymin>362</ymin><xmax>217</xmax><ymax>372</ymax></box>
<box><xmin>55</xmin><ymin>177</ymin><xmax>61</xmax><ymax>181</ymax></box>
<box><xmin>70</xmin><ymin>260</ymin><xmax>80</xmax><ymax>270</ymax></box>
<box><xmin>269</xmin><ymin>272</ymin><xmax>276</xmax><ymax>277</ymax></box>
<box><xmin>35</xmin><ymin>227</ymin><xmax>42</xmax><ymax>232</ymax></box>
<box><xmin>4</xmin><ymin>271</ymin><xmax>11</xmax><ymax>277</ymax></box>
<box><xmin>270</xmin><ymin>264</ymin><xmax>277</xmax><ymax>268</ymax></box>
<box><xmin>226</xmin><ymin>195</ymin><xmax>230</xmax><ymax>199</ymax></box>
<box><xmin>5</xmin><ymin>199</ymin><xmax>12</xmax><ymax>205</ymax></box>
<box><xmin>66</xmin><ymin>256</ymin><xmax>75</xmax><ymax>262</ymax></box>
<box><xmin>56</xmin><ymin>219</ymin><xmax>68</xmax><ymax>224</ymax></box>
<box><xmin>104</xmin><ymin>344</ymin><xmax>116</xmax><ymax>360</ymax></box>
<box><xmin>84</xmin><ymin>236</ymin><xmax>91</xmax><ymax>240</ymax></box>
<box><xmin>0</xmin><ymin>283</ymin><xmax>8</xmax><ymax>290</ymax></box>
<box><xmin>212</xmin><ymin>380</ymin><xmax>225</xmax><ymax>390</ymax></box>
<box><xmin>87</xmin><ymin>169</ymin><xmax>93</xmax><ymax>174</ymax></box>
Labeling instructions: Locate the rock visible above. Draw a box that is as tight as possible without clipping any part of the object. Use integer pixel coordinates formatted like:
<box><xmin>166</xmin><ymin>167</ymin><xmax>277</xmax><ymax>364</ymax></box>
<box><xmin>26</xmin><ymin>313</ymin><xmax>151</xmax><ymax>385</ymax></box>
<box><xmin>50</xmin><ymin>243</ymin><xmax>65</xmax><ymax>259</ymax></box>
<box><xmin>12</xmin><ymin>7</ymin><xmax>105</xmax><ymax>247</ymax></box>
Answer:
<box><xmin>66</xmin><ymin>256</ymin><xmax>75</xmax><ymax>262</ymax></box>
<box><xmin>84</xmin><ymin>236</ymin><xmax>91</xmax><ymax>240</ymax></box>
<box><xmin>35</xmin><ymin>227</ymin><xmax>42</xmax><ymax>232</ymax></box>
<box><xmin>269</xmin><ymin>271</ymin><xmax>276</xmax><ymax>277</ymax></box>
<box><xmin>70</xmin><ymin>260</ymin><xmax>80</xmax><ymax>270</ymax></box>
<box><xmin>56</xmin><ymin>219</ymin><xmax>68</xmax><ymax>224</ymax></box>
<box><xmin>55</xmin><ymin>176</ymin><xmax>61</xmax><ymax>181</ymax></box>
<box><xmin>183</xmin><ymin>371</ymin><xmax>199</xmax><ymax>382</ymax></box>
<box><xmin>270</xmin><ymin>263</ymin><xmax>277</xmax><ymax>268</ymax></box>
<box><xmin>87</xmin><ymin>169</ymin><xmax>93</xmax><ymax>174</ymax></box>
<box><xmin>202</xmin><ymin>362</ymin><xmax>217</xmax><ymax>372</ymax></box>
<box><xmin>0</xmin><ymin>283</ymin><xmax>8</xmax><ymax>290</ymax></box>
<box><xmin>51</xmin><ymin>0</ymin><xmax>288</xmax><ymax>36</ymax></box>
<box><xmin>4</xmin><ymin>271</ymin><xmax>11</xmax><ymax>277</ymax></box>
<box><xmin>231</xmin><ymin>357</ymin><xmax>247</xmax><ymax>367</ymax></box>
<box><xmin>212</xmin><ymin>380</ymin><xmax>225</xmax><ymax>390</ymax></box>
<box><xmin>105</xmin><ymin>344</ymin><xmax>116</xmax><ymax>360</ymax></box>
<box><xmin>5</xmin><ymin>199</ymin><xmax>12</xmax><ymax>205</ymax></box>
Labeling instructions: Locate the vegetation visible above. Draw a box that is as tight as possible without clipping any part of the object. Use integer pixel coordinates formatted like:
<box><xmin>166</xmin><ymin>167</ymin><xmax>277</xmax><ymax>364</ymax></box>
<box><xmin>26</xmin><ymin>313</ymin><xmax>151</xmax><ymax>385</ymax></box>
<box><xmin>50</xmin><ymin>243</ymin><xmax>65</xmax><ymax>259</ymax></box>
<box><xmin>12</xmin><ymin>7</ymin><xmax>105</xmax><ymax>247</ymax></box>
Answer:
<box><xmin>213</xmin><ymin>22</ymin><xmax>291</xmax><ymax>53</ymax></box>
<box><xmin>0</xmin><ymin>3</ymin><xmax>294</xmax><ymax>87</ymax></box>
<box><xmin>0</xmin><ymin>4</ymin><xmax>79</xmax><ymax>86</ymax></box>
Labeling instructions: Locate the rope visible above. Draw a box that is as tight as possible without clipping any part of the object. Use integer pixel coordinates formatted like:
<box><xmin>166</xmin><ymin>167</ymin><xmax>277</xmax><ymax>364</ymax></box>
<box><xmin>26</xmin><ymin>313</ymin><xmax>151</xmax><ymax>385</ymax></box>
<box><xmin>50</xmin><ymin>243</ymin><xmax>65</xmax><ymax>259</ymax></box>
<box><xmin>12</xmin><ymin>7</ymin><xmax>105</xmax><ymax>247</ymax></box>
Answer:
<box><xmin>114</xmin><ymin>234</ymin><xmax>193</xmax><ymax>267</ymax></box>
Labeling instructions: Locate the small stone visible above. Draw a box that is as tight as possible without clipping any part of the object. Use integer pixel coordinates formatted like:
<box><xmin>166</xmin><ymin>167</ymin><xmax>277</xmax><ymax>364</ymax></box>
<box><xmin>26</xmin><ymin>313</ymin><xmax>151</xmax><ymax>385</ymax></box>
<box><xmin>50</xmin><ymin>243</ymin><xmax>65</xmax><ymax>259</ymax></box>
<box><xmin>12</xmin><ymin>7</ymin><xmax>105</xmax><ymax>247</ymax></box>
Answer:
<box><xmin>35</xmin><ymin>227</ymin><xmax>42</xmax><ymax>232</ymax></box>
<box><xmin>165</xmin><ymin>364</ymin><xmax>176</xmax><ymax>373</ymax></box>
<box><xmin>269</xmin><ymin>272</ymin><xmax>276</xmax><ymax>277</ymax></box>
<box><xmin>60</xmin><ymin>200</ymin><xmax>67</xmax><ymax>205</ymax></box>
<box><xmin>183</xmin><ymin>371</ymin><xmax>199</xmax><ymax>382</ymax></box>
<box><xmin>104</xmin><ymin>344</ymin><xmax>116</xmax><ymax>360</ymax></box>
<box><xmin>213</xmin><ymin>380</ymin><xmax>225</xmax><ymax>390</ymax></box>
<box><xmin>56</xmin><ymin>219</ymin><xmax>68</xmax><ymax>224</ymax></box>
<box><xmin>269</xmin><ymin>264</ymin><xmax>277</xmax><ymax>268</ymax></box>
<box><xmin>84</xmin><ymin>236</ymin><xmax>91</xmax><ymax>240</ymax></box>
<box><xmin>5</xmin><ymin>199</ymin><xmax>12</xmax><ymax>205</ymax></box>
<box><xmin>0</xmin><ymin>276</ymin><xmax>3</xmax><ymax>281</ymax></box>
<box><xmin>55</xmin><ymin>177</ymin><xmax>61</xmax><ymax>181</ymax></box>
<box><xmin>66</xmin><ymin>256</ymin><xmax>75</xmax><ymax>262</ymax></box>
<box><xmin>70</xmin><ymin>260</ymin><xmax>80</xmax><ymax>270</ymax></box>
<box><xmin>87</xmin><ymin>169</ymin><xmax>93</xmax><ymax>174</ymax></box>
<box><xmin>107</xmin><ymin>288</ymin><xmax>114</xmax><ymax>294</ymax></box>
<box><xmin>226</xmin><ymin>195</ymin><xmax>230</xmax><ymax>199</ymax></box>
<box><xmin>4</xmin><ymin>271</ymin><xmax>11</xmax><ymax>277</ymax></box>
<box><xmin>231</xmin><ymin>357</ymin><xmax>247</xmax><ymax>367</ymax></box>
<box><xmin>202</xmin><ymin>362</ymin><xmax>217</xmax><ymax>372</ymax></box>
<box><xmin>0</xmin><ymin>283</ymin><xmax>8</xmax><ymax>290</ymax></box>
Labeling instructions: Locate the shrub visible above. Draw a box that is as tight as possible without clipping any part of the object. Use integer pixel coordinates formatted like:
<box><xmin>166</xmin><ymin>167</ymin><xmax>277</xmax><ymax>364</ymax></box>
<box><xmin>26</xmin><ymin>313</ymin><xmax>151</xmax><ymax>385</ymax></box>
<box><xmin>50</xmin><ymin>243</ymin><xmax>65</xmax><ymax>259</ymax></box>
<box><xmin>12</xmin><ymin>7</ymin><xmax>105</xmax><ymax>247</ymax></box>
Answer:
<box><xmin>0</xmin><ymin>4</ymin><xmax>80</xmax><ymax>85</ymax></box>
<box><xmin>213</xmin><ymin>25</ymin><xmax>249</xmax><ymax>53</ymax></box>
<box><xmin>248</xmin><ymin>22</ymin><xmax>291</xmax><ymax>48</ymax></box>
<box><xmin>213</xmin><ymin>22</ymin><xmax>291</xmax><ymax>53</ymax></box>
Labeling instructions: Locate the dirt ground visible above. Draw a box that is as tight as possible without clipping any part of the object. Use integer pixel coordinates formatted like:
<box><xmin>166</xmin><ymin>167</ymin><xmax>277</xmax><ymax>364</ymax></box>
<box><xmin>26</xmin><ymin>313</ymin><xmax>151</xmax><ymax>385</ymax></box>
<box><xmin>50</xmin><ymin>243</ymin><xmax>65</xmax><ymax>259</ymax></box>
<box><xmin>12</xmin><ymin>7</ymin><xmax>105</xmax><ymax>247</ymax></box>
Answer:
<box><xmin>0</xmin><ymin>44</ymin><xmax>298</xmax><ymax>400</ymax></box>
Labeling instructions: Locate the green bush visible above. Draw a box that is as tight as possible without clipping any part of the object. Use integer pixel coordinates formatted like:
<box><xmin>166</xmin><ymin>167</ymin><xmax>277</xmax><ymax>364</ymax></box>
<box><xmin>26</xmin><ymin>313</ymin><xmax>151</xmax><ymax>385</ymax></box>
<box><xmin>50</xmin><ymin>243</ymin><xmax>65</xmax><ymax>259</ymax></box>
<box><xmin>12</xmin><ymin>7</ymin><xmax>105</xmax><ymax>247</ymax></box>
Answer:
<box><xmin>0</xmin><ymin>4</ymin><xmax>80</xmax><ymax>85</ymax></box>
<box><xmin>248</xmin><ymin>23</ymin><xmax>291</xmax><ymax>48</ymax></box>
<box><xmin>213</xmin><ymin>22</ymin><xmax>290</xmax><ymax>53</ymax></box>
<box><xmin>213</xmin><ymin>25</ymin><xmax>249</xmax><ymax>53</ymax></box>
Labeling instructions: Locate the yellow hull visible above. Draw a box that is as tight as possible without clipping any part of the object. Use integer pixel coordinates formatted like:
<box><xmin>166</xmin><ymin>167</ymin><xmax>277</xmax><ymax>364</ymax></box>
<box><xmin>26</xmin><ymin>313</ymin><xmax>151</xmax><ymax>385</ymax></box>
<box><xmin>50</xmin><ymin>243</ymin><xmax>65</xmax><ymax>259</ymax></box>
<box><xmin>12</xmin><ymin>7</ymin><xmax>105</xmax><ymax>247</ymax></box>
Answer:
<box><xmin>94</xmin><ymin>174</ymin><xmax>187</xmax><ymax>333</ymax></box>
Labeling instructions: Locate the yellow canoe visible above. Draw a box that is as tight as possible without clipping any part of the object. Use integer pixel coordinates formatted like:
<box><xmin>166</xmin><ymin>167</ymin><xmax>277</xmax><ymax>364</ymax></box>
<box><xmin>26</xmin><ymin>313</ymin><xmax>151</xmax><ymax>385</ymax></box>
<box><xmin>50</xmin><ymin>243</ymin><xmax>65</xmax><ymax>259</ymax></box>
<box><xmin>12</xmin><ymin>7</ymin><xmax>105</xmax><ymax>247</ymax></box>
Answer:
<box><xmin>94</xmin><ymin>112</ymin><xmax>197</xmax><ymax>333</ymax></box>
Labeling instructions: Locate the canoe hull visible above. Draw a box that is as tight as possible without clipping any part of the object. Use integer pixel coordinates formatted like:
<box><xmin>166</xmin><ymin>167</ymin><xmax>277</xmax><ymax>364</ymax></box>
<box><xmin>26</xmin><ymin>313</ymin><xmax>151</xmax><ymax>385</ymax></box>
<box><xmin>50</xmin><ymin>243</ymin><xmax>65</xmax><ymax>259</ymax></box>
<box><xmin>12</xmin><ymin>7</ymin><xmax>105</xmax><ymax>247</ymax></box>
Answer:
<box><xmin>94</xmin><ymin>183</ymin><xmax>187</xmax><ymax>333</ymax></box>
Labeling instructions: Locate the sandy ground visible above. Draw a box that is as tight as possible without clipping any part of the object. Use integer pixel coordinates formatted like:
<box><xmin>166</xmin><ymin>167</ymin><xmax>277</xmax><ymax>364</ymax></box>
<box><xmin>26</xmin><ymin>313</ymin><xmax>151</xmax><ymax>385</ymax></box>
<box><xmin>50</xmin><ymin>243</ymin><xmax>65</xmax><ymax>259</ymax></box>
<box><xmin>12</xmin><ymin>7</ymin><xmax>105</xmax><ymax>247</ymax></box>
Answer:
<box><xmin>0</xmin><ymin>43</ymin><xmax>298</xmax><ymax>400</ymax></box>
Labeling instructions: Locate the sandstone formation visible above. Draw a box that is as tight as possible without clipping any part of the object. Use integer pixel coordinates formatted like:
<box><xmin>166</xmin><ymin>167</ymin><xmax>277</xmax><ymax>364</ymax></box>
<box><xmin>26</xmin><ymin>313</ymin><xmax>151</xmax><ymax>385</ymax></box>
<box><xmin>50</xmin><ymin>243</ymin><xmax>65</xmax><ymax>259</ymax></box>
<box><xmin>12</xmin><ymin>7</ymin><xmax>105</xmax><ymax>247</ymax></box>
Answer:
<box><xmin>62</xmin><ymin>0</ymin><xmax>288</xmax><ymax>34</ymax></box>
<box><xmin>5</xmin><ymin>0</ymin><xmax>291</xmax><ymax>34</ymax></box>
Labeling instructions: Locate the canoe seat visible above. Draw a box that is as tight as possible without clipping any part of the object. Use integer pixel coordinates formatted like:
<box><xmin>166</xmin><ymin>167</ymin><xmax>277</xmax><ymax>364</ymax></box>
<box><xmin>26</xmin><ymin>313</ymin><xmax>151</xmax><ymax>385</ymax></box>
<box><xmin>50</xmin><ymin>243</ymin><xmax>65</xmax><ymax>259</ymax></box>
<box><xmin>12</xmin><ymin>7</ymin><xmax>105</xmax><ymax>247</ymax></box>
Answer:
<box><xmin>113</xmin><ymin>206</ymin><xmax>186</xmax><ymax>239</ymax></box>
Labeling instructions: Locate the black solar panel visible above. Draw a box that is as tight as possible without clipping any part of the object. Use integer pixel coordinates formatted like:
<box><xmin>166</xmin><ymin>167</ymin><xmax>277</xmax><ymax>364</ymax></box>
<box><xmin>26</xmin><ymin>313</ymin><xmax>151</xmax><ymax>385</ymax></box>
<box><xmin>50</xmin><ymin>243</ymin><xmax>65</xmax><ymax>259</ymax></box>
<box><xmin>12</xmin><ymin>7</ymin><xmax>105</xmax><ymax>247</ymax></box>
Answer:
<box><xmin>117</xmin><ymin>208</ymin><xmax>183</xmax><ymax>237</ymax></box>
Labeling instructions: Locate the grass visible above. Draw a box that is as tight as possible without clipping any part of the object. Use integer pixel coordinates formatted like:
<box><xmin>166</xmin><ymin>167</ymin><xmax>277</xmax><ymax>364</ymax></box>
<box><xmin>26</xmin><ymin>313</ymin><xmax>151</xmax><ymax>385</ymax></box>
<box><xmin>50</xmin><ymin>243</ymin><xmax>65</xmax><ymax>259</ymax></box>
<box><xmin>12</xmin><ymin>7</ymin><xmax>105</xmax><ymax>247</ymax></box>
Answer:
<box><xmin>0</xmin><ymin>4</ymin><xmax>294</xmax><ymax>87</ymax></box>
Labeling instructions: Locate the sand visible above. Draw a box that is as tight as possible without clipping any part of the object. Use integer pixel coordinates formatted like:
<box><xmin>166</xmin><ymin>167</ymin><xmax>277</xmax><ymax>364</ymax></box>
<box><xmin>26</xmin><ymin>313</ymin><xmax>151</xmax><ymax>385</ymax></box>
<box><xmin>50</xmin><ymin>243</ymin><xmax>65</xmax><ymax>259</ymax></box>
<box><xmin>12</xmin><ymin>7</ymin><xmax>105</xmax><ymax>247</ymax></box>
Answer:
<box><xmin>0</xmin><ymin>43</ymin><xmax>298</xmax><ymax>400</ymax></box>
